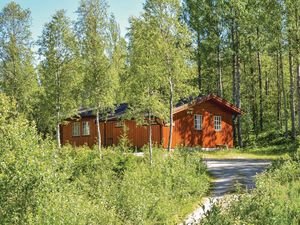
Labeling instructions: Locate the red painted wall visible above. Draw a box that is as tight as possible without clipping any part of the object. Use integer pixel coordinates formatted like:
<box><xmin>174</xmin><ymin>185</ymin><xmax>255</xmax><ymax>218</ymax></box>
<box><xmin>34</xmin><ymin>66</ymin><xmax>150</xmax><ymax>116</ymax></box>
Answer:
<box><xmin>162</xmin><ymin>100</ymin><xmax>233</xmax><ymax>148</ymax></box>
<box><xmin>61</xmin><ymin>117</ymin><xmax>100</xmax><ymax>148</ymax></box>
<box><xmin>61</xmin><ymin>99</ymin><xmax>234</xmax><ymax>149</ymax></box>
<box><xmin>61</xmin><ymin>119</ymin><xmax>161</xmax><ymax>148</ymax></box>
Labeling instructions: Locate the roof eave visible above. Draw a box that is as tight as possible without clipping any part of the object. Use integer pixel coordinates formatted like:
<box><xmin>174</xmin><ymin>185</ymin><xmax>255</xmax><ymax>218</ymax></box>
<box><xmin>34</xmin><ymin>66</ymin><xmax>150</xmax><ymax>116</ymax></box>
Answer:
<box><xmin>173</xmin><ymin>94</ymin><xmax>244</xmax><ymax>115</ymax></box>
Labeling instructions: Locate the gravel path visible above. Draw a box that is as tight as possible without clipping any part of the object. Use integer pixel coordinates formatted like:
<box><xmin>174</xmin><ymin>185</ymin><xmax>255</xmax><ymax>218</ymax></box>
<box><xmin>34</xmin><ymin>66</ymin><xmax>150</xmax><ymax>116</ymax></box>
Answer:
<box><xmin>182</xmin><ymin>158</ymin><xmax>271</xmax><ymax>225</ymax></box>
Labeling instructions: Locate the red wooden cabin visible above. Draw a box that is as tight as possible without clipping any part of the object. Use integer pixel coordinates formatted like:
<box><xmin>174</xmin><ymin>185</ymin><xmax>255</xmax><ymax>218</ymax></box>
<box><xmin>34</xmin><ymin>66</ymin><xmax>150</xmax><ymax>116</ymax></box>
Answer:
<box><xmin>61</xmin><ymin>94</ymin><xmax>242</xmax><ymax>149</ymax></box>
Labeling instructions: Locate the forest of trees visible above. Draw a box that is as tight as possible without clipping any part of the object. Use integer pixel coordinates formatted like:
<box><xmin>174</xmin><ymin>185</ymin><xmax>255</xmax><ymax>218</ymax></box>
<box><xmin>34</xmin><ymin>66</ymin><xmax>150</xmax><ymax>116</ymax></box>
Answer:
<box><xmin>1</xmin><ymin>0</ymin><xmax>300</xmax><ymax>150</ymax></box>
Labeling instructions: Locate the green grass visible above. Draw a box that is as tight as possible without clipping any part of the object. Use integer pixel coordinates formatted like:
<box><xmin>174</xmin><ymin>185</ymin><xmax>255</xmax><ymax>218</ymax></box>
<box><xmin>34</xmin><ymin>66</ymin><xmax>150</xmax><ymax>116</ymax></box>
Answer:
<box><xmin>194</xmin><ymin>143</ymin><xmax>297</xmax><ymax>160</ymax></box>
<box><xmin>198</xmin><ymin>149</ymin><xmax>286</xmax><ymax>159</ymax></box>
<box><xmin>201</xmin><ymin>150</ymin><xmax>300</xmax><ymax>225</ymax></box>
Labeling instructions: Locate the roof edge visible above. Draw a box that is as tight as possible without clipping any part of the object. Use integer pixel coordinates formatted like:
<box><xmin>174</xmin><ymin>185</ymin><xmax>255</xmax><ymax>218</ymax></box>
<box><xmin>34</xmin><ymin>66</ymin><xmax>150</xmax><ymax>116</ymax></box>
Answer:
<box><xmin>173</xmin><ymin>94</ymin><xmax>244</xmax><ymax>115</ymax></box>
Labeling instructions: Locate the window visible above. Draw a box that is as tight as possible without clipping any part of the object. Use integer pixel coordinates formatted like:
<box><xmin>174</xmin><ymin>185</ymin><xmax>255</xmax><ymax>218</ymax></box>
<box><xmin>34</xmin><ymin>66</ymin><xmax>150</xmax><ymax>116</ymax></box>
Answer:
<box><xmin>214</xmin><ymin>116</ymin><xmax>222</xmax><ymax>131</ymax></box>
<box><xmin>82</xmin><ymin>121</ymin><xmax>90</xmax><ymax>136</ymax></box>
<box><xmin>72</xmin><ymin>122</ymin><xmax>80</xmax><ymax>136</ymax></box>
<box><xmin>194</xmin><ymin>115</ymin><xmax>202</xmax><ymax>130</ymax></box>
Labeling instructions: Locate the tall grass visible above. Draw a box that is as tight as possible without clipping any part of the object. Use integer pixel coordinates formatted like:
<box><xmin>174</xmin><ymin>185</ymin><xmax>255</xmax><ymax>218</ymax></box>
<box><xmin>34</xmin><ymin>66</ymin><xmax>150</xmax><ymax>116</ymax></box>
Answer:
<box><xmin>202</xmin><ymin>151</ymin><xmax>300</xmax><ymax>225</ymax></box>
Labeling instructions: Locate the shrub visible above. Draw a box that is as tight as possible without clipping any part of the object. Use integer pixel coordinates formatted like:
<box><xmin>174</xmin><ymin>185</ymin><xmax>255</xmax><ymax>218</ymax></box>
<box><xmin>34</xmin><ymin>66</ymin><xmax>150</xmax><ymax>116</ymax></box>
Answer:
<box><xmin>0</xmin><ymin>95</ymin><xmax>210</xmax><ymax>224</ymax></box>
<box><xmin>202</xmin><ymin>155</ymin><xmax>300</xmax><ymax>225</ymax></box>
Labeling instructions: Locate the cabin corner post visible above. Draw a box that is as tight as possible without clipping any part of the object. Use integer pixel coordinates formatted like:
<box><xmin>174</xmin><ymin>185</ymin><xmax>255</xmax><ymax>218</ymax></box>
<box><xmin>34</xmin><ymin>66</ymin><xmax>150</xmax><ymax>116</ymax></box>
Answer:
<box><xmin>96</xmin><ymin>109</ymin><xmax>102</xmax><ymax>158</ymax></box>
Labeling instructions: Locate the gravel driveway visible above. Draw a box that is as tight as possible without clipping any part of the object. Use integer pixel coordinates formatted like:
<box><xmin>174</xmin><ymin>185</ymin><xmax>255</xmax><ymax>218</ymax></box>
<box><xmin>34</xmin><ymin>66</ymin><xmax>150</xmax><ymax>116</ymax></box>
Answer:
<box><xmin>183</xmin><ymin>158</ymin><xmax>271</xmax><ymax>225</ymax></box>
<box><xmin>205</xmin><ymin>159</ymin><xmax>271</xmax><ymax>196</ymax></box>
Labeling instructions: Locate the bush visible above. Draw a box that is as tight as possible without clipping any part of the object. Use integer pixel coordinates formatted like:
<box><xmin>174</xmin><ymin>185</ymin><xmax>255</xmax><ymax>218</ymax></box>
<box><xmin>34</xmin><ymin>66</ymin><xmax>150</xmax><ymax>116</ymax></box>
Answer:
<box><xmin>0</xmin><ymin>94</ymin><xmax>210</xmax><ymax>224</ymax></box>
<box><xmin>202</xmin><ymin>153</ymin><xmax>300</xmax><ymax>225</ymax></box>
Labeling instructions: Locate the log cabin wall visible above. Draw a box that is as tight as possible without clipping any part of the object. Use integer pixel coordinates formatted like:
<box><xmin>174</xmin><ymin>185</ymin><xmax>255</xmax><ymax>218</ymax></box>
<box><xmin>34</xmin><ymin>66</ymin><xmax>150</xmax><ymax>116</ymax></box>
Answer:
<box><xmin>61</xmin><ymin>96</ymin><xmax>239</xmax><ymax>149</ymax></box>
<box><xmin>162</xmin><ymin>99</ymin><xmax>234</xmax><ymax>148</ymax></box>
<box><xmin>61</xmin><ymin>119</ymin><xmax>161</xmax><ymax>148</ymax></box>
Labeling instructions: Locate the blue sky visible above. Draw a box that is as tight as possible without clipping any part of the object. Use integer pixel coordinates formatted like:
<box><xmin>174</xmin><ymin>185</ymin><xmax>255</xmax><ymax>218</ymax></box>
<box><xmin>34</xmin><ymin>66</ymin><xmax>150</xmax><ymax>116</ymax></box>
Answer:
<box><xmin>0</xmin><ymin>0</ymin><xmax>145</xmax><ymax>41</ymax></box>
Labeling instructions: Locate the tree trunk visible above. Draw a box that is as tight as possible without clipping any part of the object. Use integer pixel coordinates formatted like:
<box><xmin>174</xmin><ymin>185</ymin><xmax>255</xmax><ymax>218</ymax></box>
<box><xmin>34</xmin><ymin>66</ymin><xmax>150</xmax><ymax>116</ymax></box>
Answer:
<box><xmin>96</xmin><ymin>109</ymin><xmax>102</xmax><ymax>158</ymax></box>
<box><xmin>250</xmin><ymin>66</ymin><xmax>258</xmax><ymax>136</ymax></box>
<box><xmin>56</xmin><ymin>69</ymin><xmax>61</xmax><ymax>148</ymax></box>
<box><xmin>276</xmin><ymin>53</ymin><xmax>282</xmax><ymax>128</ymax></box>
<box><xmin>248</xmin><ymin>40</ymin><xmax>258</xmax><ymax>136</ymax></box>
<box><xmin>167</xmin><ymin>78</ymin><xmax>173</xmax><ymax>152</ymax></box>
<box><xmin>231</xmin><ymin>19</ymin><xmax>237</xmax><ymax>145</ymax></box>
<box><xmin>257</xmin><ymin>27</ymin><xmax>263</xmax><ymax>132</ymax></box>
<box><xmin>56</xmin><ymin>120</ymin><xmax>61</xmax><ymax>148</ymax></box>
<box><xmin>295</xmin><ymin>8</ymin><xmax>300</xmax><ymax>134</ymax></box>
<box><xmin>148</xmin><ymin>112</ymin><xmax>153</xmax><ymax>165</ymax></box>
<box><xmin>236</xmin><ymin>25</ymin><xmax>242</xmax><ymax>147</ymax></box>
<box><xmin>297</xmin><ymin>56</ymin><xmax>300</xmax><ymax>134</ymax></box>
<box><xmin>217</xmin><ymin>44</ymin><xmax>223</xmax><ymax>97</ymax></box>
<box><xmin>197</xmin><ymin>32</ymin><xmax>202</xmax><ymax>93</ymax></box>
<box><xmin>289</xmin><ymin>48</ymin><xmax>296</xmax><ymax>139</ymax></box>
<box><xmin>279</xmin><ymin>48</ymin><xmax>288</xmax><ymax>137</ymax></box>
<box><xmin>265</xmin><ymin>76</ymin><xmax>269</xmax><ymax>96</ymax></box>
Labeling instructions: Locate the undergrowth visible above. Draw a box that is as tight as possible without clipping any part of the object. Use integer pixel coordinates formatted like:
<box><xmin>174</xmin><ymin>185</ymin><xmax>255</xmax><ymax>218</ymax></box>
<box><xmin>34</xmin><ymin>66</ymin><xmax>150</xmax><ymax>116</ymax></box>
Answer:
<box><xmin>201</xmin><ymin>150</ymin><xmax>300</xmax><ymax>225</ymax></box>
<box><xmin>0</xmin><ymin>94</ymin><xmax>210</xmax><ymax>224</ymax></box>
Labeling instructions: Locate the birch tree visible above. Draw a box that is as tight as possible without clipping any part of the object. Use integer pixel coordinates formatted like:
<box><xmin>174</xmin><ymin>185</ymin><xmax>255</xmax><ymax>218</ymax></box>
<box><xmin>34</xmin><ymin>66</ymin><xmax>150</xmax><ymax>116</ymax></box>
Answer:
<box><xmin>0</xmin><ymin>2</ymin><xmax>37</xmax><ymax>117</ymax></box>
<box><xmin>127</xmin><ymin>17</ymin><xmax>166</xmax><ymax>164</ymax></box>
<box><xmin>143</xmin><ymin>0</ymin><xmax>192</xmax><ymax>151</ymax></box>
<box><xmin>76</xmin><ymin>0</ymin><xmax>119</xmax><ymax>155</ymax></box>
<box><xmin>38</xmin><ymin>10</ymin><xmax>80</xmax><ymax>147</ymax></box>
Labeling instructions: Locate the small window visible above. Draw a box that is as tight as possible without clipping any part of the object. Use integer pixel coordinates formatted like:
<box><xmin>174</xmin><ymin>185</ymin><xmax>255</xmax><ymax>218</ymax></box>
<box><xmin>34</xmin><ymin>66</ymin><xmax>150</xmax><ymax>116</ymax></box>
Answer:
<box><xmin>194</xmin><ymin>115</ymin><xmax>202</xmax><ymax>130</ymax></box>
<box><xmin>214</xmin><ymin>116</ymin><xmax>222</xmax><ymax>131</ymax></box>
<box><xmin>72</xmin><ymin>122</ymin><xmax>80</xmax><ymax>136</ymax></box>
<box><xmin>82</xmin><ymin>121</ymin><xmax>90</xmax><ymax>136</ymax></box>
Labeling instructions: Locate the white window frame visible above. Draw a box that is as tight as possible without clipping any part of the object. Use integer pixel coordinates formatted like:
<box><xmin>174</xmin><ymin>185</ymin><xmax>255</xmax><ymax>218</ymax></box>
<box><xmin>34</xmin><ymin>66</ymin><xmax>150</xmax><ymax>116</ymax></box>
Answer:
<box><xmin>214</xmin><ymin>116</ymin><xmax>222</xmax><ymax>131</ymax></box>
<box><xmin>194</xmin><ymin>114</ymin><xmax>202</xmax><ymax>130</ymax></box>
<box><xmin>82</xmin><ymin>121</ymin><xmax>90</xmax><ymax>136</ymax></box>
<box><xmin>72</xmin><ymin>122</ymin><xmax>80</xmax><ymax>137</ymax></box>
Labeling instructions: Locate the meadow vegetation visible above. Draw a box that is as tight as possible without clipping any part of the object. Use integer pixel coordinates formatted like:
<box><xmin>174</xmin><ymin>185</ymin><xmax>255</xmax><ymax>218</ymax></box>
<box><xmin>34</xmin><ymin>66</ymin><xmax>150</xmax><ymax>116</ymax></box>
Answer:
<box><xmin>193</xmin><ymin>129</ymin><xmax>299</xmax><ymax>159</ymax></box>
<box><xmin>202</xmin><ymin>149</ymin><xmax>300</xmax><ymax>225</ymax></box>
<box><xmin>0</xmin><ymin>94</ymin><xmax>210</xmax><ymax>225</ymax></box>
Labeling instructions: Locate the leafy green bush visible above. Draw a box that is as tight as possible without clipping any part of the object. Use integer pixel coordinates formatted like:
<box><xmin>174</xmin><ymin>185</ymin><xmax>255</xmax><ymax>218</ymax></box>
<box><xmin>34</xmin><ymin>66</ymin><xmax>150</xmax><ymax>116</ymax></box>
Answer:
<box><xmin>0</xmin><ymin>94</ymin><xmax>210</xmax><ymax>224</ymax></box>
<box><xmin>0</xmin><ymin>94</ymin><xmax>57</xmax><ymax>224</ymax></box>
<box><xmin>202</xmin><ymin>152</ymin><xmax>300</xmax><ymax>225</ymax></box>
<box><xmin>246</xmin><ymin>129</ymin><xmax>296</xmax><ymax>149</ymax></box>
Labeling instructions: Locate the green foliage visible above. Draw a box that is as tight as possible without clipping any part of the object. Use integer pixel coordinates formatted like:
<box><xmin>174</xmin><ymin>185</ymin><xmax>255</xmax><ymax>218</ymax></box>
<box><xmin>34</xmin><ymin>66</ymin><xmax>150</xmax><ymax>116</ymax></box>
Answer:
<box><xmin>0</xmin><ymin>2</ymin><xmax>38</xmax><ymax>117</ymax></box>
<box><xmin>0</xmin><ymin>93</ymin><xmax>56</xmax><ymax>224</ymax></box>
<box><xmin>202</xmin><ymin>151</ymin><xmax>300</xmax><ymax>225</ymax></box>
<box><xmin>117</xmin><ymin>125</ymin><xmax>133</xmax><ymax>152</ymax></box>
<box><xmin>75</xmin><ymin>0</ymin><xmax>120</xmax><ymax>111</ymax></box>
<box><xmin>0</xmin><ymin>95</ymin><xmax>209</xmax><ymax>224</ymax></box>
<box><xmin>127</xmin><ymin>0</ymin><xmax>194</xmax><ymax>122</ymax></box>
<box><xmin>38</xmin><ymin>10</ymin><xmax>81</xmax><ymax>142</ymax></box>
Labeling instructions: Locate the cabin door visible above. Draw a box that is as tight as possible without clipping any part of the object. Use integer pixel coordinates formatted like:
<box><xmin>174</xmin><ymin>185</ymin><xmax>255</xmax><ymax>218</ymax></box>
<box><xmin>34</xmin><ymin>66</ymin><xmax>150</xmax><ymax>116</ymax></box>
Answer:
<box><xmin>106</xmin><ymin>122</ymin><xmax>114</xmax><ymax>146</ymax></box>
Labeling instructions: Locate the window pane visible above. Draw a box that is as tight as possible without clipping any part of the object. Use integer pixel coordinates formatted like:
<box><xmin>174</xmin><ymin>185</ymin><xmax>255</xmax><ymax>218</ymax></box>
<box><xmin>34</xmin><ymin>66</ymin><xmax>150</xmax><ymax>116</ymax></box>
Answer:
<box><xmin>194</xmin><ymin>115</ymin><xmax>202</xmax><ymax>130</ymax></box>
<box><xmin>214</xmin><ymin>116</ymin><xmax>221</xmax><ymax>131</ymax></box>
<box><xmin>72</xmin><ymin>122</ymin><xmax>80</xmax><ymax>136</ymax></box>
<box><xmin>83</xmin><ymin>121</ymin><xmax>90</xmax><ymax>136</ymax></box>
